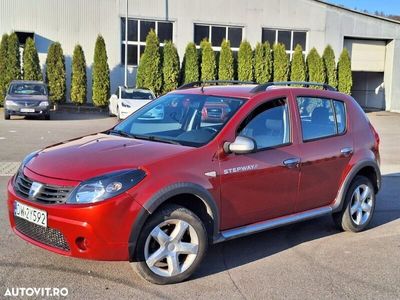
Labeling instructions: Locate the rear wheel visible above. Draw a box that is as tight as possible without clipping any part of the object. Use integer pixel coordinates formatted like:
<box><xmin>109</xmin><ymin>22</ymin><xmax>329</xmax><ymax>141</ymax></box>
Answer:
<box><xmin>333</xmin><ymin>176</ymin><xmax>376</xmax><ymax>232</ymax></box>
<box><xmin>131</xmin><ymin>204</ymin><xmax>208</xmax><ymax>284</ymax></box>
<box><xmin>4</xmin><ymin>111</ymin><xmax>10</xmax><ymax>120</ymax></box>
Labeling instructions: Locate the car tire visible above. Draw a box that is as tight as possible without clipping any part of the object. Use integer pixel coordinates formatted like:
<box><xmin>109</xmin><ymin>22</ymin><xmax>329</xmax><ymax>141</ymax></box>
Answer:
<box><xmin>44</xmin><ymin>113</ymin><xmax>50</xmax><ymax>120</ymax></box>
<box><xmin>333</xmin><ymin>175</ymin><xmax>376</xmax><ymax>232</ymax></box>
<box><xmin>4</xmin><ymin>111</ymin><xmax>10</xmax><ymax>120</ymax></box>
<box><xmin>131</xmin><ymin>204</ymin><xmax>208</xmax><ymax>285</ymax></box>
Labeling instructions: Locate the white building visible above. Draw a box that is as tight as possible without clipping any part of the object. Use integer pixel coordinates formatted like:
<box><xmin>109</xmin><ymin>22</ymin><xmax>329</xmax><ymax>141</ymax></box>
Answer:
<box><xmin>1</xmin><ymin>0</ymin><xmax>399</xmax><ymax>111</ymax></box>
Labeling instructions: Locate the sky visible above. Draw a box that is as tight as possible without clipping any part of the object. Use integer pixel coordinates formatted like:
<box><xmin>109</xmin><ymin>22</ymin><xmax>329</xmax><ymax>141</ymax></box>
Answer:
<box><xmin>327</xmin><ymin>0</ymin><xmax>400</xmax><ymax>15</ymax></box>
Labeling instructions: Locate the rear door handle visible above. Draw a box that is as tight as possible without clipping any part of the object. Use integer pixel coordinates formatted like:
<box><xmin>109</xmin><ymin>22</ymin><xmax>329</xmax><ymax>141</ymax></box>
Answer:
<box><xmin>283</xmin><ymin>158</ymin><xmax>300</xmax><ymax>169</ymax></box>
<box><xmin>340</xmin><ymin>147</ymin><xmax>353</xmax><ymax>157</ymax></box>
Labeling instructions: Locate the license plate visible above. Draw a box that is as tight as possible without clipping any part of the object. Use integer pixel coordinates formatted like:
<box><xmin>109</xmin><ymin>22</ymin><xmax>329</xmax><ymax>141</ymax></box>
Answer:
<box><xmin>14</xmin><ymin>201</ymin><xmax>47</xmax><ymax>227</ymax></box>
<box><xmin>20</xmin><ymin>108</ymin><xmax>35</xmax><ymax>113</ymax></box>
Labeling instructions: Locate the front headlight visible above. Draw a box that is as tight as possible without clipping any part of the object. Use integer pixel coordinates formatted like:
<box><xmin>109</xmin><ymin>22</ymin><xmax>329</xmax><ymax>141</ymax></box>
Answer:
<box><xmin>14</xmin><ymin>150</ymin><xmax>40</xmax><ymax>183</ymax></box>
<box><xmin>121</xmin><ymin>101</ymin><xmax>131</xmax><ymax>108</ymax></box>
<box><xmin>39</xmin><ymin>101</ymin><xmax>49</xmax><ymax>107</ymax></box>
<box><xmin>5</xmin><ymin>100</ymin><xmax>17</xmax><ymax>106</ymax></box>
<box><xmin>67</xmin><ymin>169</ymin><xmax>146</xmax><ymax>204</ymax></box>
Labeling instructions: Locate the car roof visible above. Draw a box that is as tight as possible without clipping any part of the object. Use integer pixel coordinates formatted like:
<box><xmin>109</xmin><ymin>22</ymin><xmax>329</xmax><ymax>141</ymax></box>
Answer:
<box><xmin>10</xmin><ymin>80</ymin><xmax>46</xmax><ymax>85</ymax></box>
<box><xmin>173</xmin><ymin>85</ymin><xmax>256</xmax><ymax>99</ymax></box>
<box><xmin>172</xmin><ymin>84</ymin><xmax>341</xmax><ymax>100</ymax></box>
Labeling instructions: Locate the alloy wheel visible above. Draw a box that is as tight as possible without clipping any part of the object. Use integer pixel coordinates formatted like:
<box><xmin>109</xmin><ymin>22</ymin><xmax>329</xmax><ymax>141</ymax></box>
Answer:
<box><xmin>144</xmin><ymin>219</ymin><xmax>199</xmax><ymax>277</ymax></box>
<box><xmin>350</xmin><ymin>184</ymin><xmax>373</xmax><ymax>226</ymax></box>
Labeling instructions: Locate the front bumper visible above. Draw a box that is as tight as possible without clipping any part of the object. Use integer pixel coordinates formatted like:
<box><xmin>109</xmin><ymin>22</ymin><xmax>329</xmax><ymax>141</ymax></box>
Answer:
<box><xmin>7</xmin><ymin>169</ymin><xmax>144</xmax><ymax>261</ymax></box>
<box><xmin>5</xmin><ymin>104</ymin><xmax>50</xmax><ymax>116</ymax></box>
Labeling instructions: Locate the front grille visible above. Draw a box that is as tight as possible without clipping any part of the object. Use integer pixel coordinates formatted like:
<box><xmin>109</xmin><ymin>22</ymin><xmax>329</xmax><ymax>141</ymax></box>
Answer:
<box><xmin>14</xmin><ymin>171</ymin><xmax>74</xmax><ymax>204</ymax></box>
<box><xmin>18</xmin><ymin>100</ymin><xmax>41</xmax><ymax>107</ymax></box>
<box><xmin>15</xmin><ymin>216</ymin><xmax>70</xmax><ymax>251</ymax></box>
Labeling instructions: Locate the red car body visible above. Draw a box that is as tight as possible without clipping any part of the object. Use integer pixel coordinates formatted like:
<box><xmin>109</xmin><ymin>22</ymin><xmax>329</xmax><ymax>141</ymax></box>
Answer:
<box><xmin>7</xmin><ymin>84</ymin><xmax>381</xmax><ymax>262</ymax></box>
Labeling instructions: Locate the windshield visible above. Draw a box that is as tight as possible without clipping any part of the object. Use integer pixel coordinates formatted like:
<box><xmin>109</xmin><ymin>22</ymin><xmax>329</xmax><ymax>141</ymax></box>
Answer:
<box><xmin>9</xmin><ymin>83</ymin><xmax>47</xmax><ymax>96</ymax></box>
<box><xmin>121</xmin><ymin>90</ymin><xmax>154</xmax><ymax>100</ymax></box>
<box><xmin>113</xmin><ymin>93</ymin><xmax>244</xmax><ymax>147</ymax></box>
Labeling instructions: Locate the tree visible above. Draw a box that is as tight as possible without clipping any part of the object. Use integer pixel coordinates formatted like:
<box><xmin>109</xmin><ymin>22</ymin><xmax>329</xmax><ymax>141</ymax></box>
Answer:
<box><xmin>22</xmin><ymin>37</ymin><xmax>42</xmax><ymax>81</ymax></box>
<box><xmin>337</xmin><ymin>48</ymin><xmax>352</xmax><ymax>94</ymax></box>
<box><xmin>322</xmin><ymin>45</ymin><xmax>337</xmax><ymax>88</ymax></box>
<box><xmin>0</xmin><ymin>34</ymin><xmax>8</xmax><ymax>105</ymax></box>
<box><xmin>181</xmin><ymin>42</ymin><xmax>199</xmax><ymax>84</ymax></box>
<box><xmin>273</xmin><ymin>43</ymin><xmax>289</xmax><ymax>82</ymax></box>
<box><xmin>92</xmin><ymin>35</ymin><xmax>110</xmax><ymax>106</ymax></box>
<box><xmin>289</xmin><ymin>44</ymin><xmax>306</xmax><ymax>83</ymax></box>
<box><xmin>200</xmin><ymin>39</ymin><xmax>216</xmax><ymax>81</ymax></box>
<box><xmin>218</xmin><ymin>40</ymin><xmax>234</xmax><ymax>81</ymax></box>
<box><xmin>162</xmin><ymin>41</ymin><xmax>180</xmax><ymax>93</ymax></box>
<box><xmin>254</xmin><ymin>42</ymin><xmax>272</xmax><ymax>83</ymax></box>
<box><xmin>135</xmin><ymin>30</ymin><xmax>162</xmax><ymax>95</ymax></box>
<box><xmin>306</xmin><ymin>47</ymin><xmax>325</xmax><ymax>87</ymax></box>
<box><xmin>45</xmin><ymin>42</ymin><xmax>66</xmax><ymax>103</ymax></box>
<box><xmin>70</xmin><ymin>44</ymin><xmax>87</xmax><ymax>105</ymax></box>
<box><xmin>238</xmin><ymin>40</ymin><xmax>253</xmax><ymax>82</ymax></box>
<box><xmin>6</xmin><ymin>33</ymin><xmax>21</xmax><ymax>84</ymax></box>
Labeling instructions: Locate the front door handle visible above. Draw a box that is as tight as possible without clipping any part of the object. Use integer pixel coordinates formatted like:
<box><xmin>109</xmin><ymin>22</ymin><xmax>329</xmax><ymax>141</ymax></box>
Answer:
<box><xmin>283</xmin><ymin>158</ymin><xmax>300</xmax><ymax>169</ymax></box>
<box><xmin>340</xmin><ymin>147</ymin><xmax>353</xmax><ymax>157</ymax></box>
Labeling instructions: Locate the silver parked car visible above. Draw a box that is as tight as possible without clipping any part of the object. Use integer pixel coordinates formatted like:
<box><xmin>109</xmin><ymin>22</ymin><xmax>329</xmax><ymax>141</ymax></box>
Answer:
<box><xmin>4</xmin><ymin>80</ymin><xmax>51</xmax><ymax>120</ymax></box>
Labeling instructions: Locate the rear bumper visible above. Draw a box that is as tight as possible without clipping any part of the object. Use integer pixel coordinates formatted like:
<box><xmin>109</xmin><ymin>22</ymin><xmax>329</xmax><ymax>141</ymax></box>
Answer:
<box><xmin>7</xmin><ymin>174</ymin><xmax>144</xmax><ymax>261</ymax></box>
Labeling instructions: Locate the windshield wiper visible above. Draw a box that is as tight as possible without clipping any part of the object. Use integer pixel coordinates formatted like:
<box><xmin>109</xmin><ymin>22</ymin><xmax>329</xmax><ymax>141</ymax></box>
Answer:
<box><xmin>130</xmin><ymin>134</ymin><xmax>182</xmax><ymax>145</ymax></box>
<box><xmin>109</xmin><ymin>130</ymin><xmax>181</xmax><ymax>145</ymax></box>
<box><xmin>108</xmin><ymin>129</ymin><xmax>136</xmax><ymax>138</ymax></box>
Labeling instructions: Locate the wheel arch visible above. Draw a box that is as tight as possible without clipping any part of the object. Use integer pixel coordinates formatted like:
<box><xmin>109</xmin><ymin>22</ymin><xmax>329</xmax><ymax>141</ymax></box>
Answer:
<box><xmin>128</xmin><ymin>182</ymin><xmax>220</xmax><ymax>261</ymax></box>
<box><xmin>332</xmin><ymin>160</ymin><xmax>381</xmax><ymax>213</ymax></box>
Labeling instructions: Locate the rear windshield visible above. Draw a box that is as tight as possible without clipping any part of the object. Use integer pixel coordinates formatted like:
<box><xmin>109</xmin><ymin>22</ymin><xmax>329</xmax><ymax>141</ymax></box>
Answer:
<box><xmin>9</xmin><ymin>83</ymin><xmax>47</xmax><ymax>96</ymax></box>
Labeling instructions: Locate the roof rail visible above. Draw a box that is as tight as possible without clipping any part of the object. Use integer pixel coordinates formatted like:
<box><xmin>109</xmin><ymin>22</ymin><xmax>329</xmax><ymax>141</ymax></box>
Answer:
<box><xmin>250</xmin><ymin>81</ymin><xmax>337</xmax><ymax>93</ymax></box>
<box><xmin>177</xmin><ymin>80</ymin><xmax>255</xmax><ymax>90</ymax></box>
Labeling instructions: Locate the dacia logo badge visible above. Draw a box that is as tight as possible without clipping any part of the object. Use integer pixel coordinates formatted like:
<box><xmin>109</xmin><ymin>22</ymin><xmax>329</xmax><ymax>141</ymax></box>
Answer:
<box><xmin>29</xmin><ymin>182</ymin><xmax>43</xmax><ymax>199</ymax></box>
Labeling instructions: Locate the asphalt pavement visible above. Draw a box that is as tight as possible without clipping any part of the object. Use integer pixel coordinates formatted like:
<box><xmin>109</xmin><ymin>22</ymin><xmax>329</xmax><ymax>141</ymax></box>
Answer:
<box><xmin>0</xmin><ymin>110</ymin><xmax>399</xmax><ymax>299</ymax></box>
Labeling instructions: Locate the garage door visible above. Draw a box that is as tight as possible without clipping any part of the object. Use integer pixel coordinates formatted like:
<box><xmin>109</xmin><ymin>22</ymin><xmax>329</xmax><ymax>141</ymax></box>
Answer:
<box><xmin>344</xmin><ymin>39</ymin><xmax>386</xmax><ymax>72</ymax></box>
<box><xmin>352</xmin><ymin>72</ymin><xmax>385</xmax><ymax>109</ymax></box>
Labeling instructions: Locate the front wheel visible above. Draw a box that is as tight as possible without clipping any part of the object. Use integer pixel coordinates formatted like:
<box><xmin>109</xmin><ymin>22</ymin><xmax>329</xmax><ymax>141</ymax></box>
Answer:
<box><xmin>333</xmin><ymin>176</ymin><xmax>376</xmax><ymax>232</ymax></box>
<box><xmin>4</xmin><ymin>111</ymin><xmax>10</xmax><ymax>120</ymax></box>
<box><xmin>131</xmin><ymin>205</ymin><xmax>208</xmax><ymax>284</ymax></box>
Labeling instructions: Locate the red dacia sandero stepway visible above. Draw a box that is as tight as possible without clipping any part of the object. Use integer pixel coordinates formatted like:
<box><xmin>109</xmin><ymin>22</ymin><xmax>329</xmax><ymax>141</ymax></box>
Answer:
<box><xmin>8</xmin><ymin>81</ymin><xmax>381</xmax><ymax>284</ymax></box>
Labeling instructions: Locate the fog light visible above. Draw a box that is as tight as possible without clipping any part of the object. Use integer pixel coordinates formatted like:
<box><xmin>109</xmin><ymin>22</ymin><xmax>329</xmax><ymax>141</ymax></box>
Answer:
<box><xmin>76</xmin><ymin>237</ymin><xmax>89</xmax><ymax>251</ymax></box>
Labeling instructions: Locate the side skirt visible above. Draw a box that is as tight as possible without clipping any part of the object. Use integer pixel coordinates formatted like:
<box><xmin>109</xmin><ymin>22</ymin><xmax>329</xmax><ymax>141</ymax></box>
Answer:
<box><xmin>215</xmin><ymin>206</ymin><xmax>332</xmax><ymax>243</ymax></box>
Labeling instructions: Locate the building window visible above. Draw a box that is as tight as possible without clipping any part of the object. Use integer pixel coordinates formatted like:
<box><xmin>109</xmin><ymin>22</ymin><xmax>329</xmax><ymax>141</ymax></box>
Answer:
<box><xmin>194</xmin><ymin>24</ymin><xmax>243</xmax><ymax>50</ymax></box>
<box><xmin>262</xmin><ymin>28</ymin><xmax>307</xmax><ymax>58</ymax></box>
<box><xmin>121</xmin><ymin>18</ymin><xmax>174</xmax><ymax>66</ymax></box>
<box><xmin>15</xmin><ymin>31</ymin><xmax>34</xmax><ymax>46</ymax></box>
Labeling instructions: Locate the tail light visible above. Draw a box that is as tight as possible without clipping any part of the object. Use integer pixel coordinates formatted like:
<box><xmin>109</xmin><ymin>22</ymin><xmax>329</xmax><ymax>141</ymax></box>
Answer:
<box><xmin>369</xmin><ymin>122</ymin><xmax>380</xmax><ymax>151</ymax></box>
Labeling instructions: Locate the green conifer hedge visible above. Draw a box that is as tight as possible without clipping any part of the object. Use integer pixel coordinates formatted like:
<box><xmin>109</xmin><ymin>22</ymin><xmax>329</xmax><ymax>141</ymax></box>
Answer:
<box><xmin>70</xmin><ymin>44</ymin><xmax>87</xmax><ymax>105</ymax></box>
<box><xmin>45</xmin><ymin>42</ymin><xmax>66</xmax><ymax>103</ymax></box>
<box><xmin>92</xmin><ymin>35</ymin><xmax>110</xmax><ymax>106</ymax></box>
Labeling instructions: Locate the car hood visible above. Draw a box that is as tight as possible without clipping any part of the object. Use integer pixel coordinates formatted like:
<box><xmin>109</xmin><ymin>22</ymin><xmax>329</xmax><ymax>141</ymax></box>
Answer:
<box><xmin>6</xmin><ymin>94</ymin><xmax>48</xmax><ymax>101</ymax></box>
<box><xmin>26</xmin><ymin>133</ymin><xmax>191</xmax><ymax>181</ymax></box>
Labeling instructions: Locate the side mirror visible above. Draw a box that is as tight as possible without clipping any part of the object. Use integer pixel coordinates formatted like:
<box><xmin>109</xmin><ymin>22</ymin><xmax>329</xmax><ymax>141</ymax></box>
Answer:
<box><xmin>224</xmin><ymin>136</ymin><xmax>256</xmax><ymax>154</ymax></box>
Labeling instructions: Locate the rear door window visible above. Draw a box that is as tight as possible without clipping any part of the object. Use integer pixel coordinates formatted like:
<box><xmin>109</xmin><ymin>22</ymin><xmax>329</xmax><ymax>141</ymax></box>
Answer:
<box><xmin>297</xmin><ymin>97</ymin><xmax>346</xmax><ymax>141</ymax></box>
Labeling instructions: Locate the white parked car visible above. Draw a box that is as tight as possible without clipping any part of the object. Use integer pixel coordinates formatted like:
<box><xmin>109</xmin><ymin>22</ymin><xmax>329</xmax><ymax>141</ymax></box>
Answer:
<box><xmin>109</xmin><ymin>87</ymin><xmax>157</xmax><ymax>120</ymax></box>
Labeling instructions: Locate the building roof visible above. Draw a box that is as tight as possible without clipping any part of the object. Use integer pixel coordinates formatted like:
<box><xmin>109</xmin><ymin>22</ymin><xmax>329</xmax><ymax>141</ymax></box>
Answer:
<box><xmin>314</xmin><ymin>0</ymin><xmax>400</xmax><ymax>25</ymax></box>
